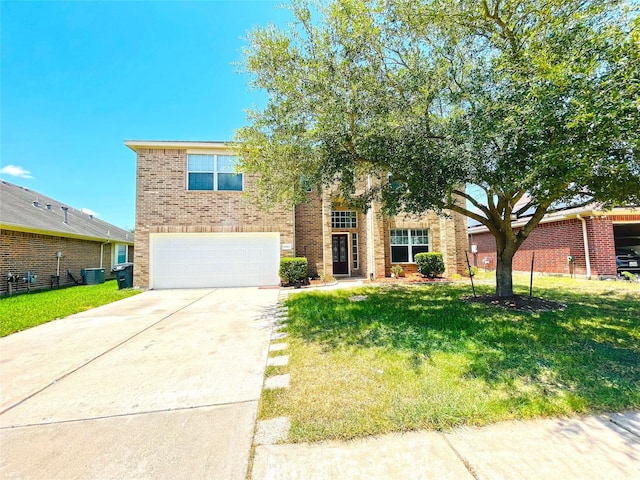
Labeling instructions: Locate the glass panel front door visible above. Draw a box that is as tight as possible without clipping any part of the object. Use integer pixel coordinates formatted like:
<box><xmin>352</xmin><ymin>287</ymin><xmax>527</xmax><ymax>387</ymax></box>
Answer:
<box><xmin>332</xmin><ymin>234</ymin><xmax>349</xmax><ymax>275</ymax></box>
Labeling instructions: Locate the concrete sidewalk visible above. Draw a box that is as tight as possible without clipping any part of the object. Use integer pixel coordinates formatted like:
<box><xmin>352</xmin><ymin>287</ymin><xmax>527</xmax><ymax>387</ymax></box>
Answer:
<box><xmin>1</xmin><ymin>287</ymin><xmax>279</xmax><ymax>479</ymax></box>
<box><xmin>252</xmin><ymin>412</ymin><xmax>640</xmax><ymax>479</ymax></box>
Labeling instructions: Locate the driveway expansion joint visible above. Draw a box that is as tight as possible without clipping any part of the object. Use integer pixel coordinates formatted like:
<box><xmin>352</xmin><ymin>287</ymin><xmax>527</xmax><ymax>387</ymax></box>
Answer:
<box><xmin>441</xmin><ymin>432</ymin><xmax>481</xmax><ymax>480</ymax></box>
<box><xmin>0</xmin><ymin>289</ymin><xmax>218</xmax><ymax>418</ymax></box>
<box><xmin>0</xmin><ymin>399</ymin><xmax>260</xmax><ymax>430</ymax></box>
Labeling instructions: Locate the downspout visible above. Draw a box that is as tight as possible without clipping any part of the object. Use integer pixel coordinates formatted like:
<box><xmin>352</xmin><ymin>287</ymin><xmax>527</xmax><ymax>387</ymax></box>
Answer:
<box><xmin>366</xmin><ymin>175</ymin><xmax>375</xmax><ymax>279</ymax></box>
<box><xmin>100</xmin><ymin>241</ymin><xmax>110</xmax><ymax>269</ymax></box>
<box><xmin>576</xmin><ymin>215</ymin><xmax>591</xmax><ymax>279</ymax></box>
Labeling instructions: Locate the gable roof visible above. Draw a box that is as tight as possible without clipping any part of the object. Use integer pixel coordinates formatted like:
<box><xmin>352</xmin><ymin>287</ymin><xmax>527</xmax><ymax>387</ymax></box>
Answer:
<box><xmin>0</xmin><ymin>181</ymin><xmax>133</xmax><ymax>244</ymax></box>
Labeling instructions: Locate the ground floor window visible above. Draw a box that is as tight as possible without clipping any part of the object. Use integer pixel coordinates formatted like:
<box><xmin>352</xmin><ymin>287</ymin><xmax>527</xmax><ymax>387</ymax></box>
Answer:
<box><xmin>114</xmin><ymin>244</ymin><xmax>128</xmax><ymax>264</ymax></box>
<box><xmin>390</xmin><ymin>229</ymin><xmax>429</xmax><ymax>263</ymax></box>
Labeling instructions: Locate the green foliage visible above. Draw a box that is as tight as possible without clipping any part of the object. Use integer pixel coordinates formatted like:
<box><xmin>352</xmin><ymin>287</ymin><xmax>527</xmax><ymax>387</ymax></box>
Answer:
<box><xmin>279</xmin><ymin>257</ymin><xmax>309</xmax><ymax>285</ymax></box>
<box><xmin>237</xmin><ymin>0</ymin><xmax>640</xmax><ymax>296</ymax></box>
<box><xmin>621</xmin><ymin>271</ymin><xmax>638</xmax><ymax>282</ymax></box>
<box><xmin>465</xmin><ymin>265</ymin><xmax>478</xmax><ymax>277</ymax></box>
<box><xmin>390</xmin><ymin>265</ymin><xmax>404</xmax><ymax>278</ymax></box>
<box><xmin>415</xmin><ymin>252</ymin><xmax>445</xmax><ymax>278</ymax></box>
<box><xmin>0</xmin><ymin>280</ymin><xmax>142</xmax><ymax>336</ymax></box>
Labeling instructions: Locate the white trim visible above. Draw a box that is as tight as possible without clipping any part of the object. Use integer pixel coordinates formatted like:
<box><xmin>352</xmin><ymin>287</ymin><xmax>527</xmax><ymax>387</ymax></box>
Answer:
<box><xmin>390</xmin><ymin>228</ymin><xmax>430</xmax><ymax>264</ymax></box>
<box><xmin>186</xmin><ymin>153</ymin><xmax>243</xmax><ymax>192</ymax></box>
<box><xmin>1</xmin><ymin>223</ymin><xmax>133</xmax><ymax>245</ymax></box>
<box><xmin>125</xmin><ymin>140</ymin><xmax>230</xmax><ymax>151</ymax></box>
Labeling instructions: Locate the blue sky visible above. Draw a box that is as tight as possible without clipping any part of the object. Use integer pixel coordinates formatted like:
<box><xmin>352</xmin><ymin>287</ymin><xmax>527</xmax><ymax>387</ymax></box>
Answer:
<box><xmin>1</xmin><ymin>0</ymin><xmax>293</xmax><ymax>230</ymax></box>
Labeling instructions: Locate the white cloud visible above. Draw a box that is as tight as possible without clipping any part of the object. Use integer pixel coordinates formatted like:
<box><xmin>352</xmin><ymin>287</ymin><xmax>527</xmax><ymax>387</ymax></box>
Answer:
<box><xmin>0</xmin><ymin>165</ymin><xmax>33</xmax><ymax>178</ymax></box>
<box><xmin>81</xmin><ymin>208</ymin><xmax>98</xmax><ymax>217</ymax></box>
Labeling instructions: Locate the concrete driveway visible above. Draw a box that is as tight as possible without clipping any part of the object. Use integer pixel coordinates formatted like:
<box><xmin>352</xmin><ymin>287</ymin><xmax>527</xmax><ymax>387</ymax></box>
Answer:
<box><xmin>0</xmin><ymin>287</ymin><xmax>279</xmax><ymax>479</ymax></box>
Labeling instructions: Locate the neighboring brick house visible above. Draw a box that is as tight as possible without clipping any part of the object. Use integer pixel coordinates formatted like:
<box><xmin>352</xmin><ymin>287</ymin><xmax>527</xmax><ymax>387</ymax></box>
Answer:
<box><xmin>1</xmin><ymin>181</ymin><xmax>134</xmax><ymax>296</ymax></box>
<box><xmin>468</xmin><ymin>205</ymin><xmax>640</xmax><ymax>279</ymax></box>
<box><xmin>127</xmin><ymin>140</ymin><xmax>468</xmax><ymax>289</ymax></box>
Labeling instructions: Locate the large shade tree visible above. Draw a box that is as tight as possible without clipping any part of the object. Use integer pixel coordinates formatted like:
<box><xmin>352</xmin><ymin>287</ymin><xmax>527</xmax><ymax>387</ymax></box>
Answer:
<box><xmin>235</xmin><ymin>0</ymin><xmax>640</xmax><ymax>297</ymax></box>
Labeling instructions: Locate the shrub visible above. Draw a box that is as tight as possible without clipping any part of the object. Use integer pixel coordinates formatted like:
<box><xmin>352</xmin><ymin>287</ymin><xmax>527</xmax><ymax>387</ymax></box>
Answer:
<box><xmin>390</xmin><ymin>265</ymin><xmax>404</xmax><ymax>278</ymax></box>
<box><xmin>415</xmin><ymin>252</ymin><xmax>445</xmax><ymax>277</ymax></box>
<box><xmin>279</xmin><ymin>257</ymin><xmax>308</xmax><ymax>286</ymax></box>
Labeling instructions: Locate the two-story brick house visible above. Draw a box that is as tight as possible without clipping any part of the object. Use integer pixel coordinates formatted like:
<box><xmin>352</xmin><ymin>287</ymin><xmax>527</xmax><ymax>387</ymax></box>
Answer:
<box><xmin>127</xmin><ymin>140</ymin><xmax>468</xmax><ymax>289</ymax></box>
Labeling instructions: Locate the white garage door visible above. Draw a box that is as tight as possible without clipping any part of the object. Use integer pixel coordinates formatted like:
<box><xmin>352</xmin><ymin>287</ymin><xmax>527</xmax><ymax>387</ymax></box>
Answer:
<box><xmin>150</xmin><ymin>233</ymin><xmax>280</xmax><ymax>289</ymax></box>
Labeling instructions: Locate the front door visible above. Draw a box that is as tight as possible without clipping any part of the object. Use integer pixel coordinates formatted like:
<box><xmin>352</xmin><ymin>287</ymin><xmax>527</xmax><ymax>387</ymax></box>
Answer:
<box><xmin>332</xmin><ymin>234</ymin><xmax>349</xmax><ymax>275</ymax></box>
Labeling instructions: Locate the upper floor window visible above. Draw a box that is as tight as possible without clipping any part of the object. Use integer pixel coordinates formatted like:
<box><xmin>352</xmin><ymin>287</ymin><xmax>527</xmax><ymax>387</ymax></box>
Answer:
<box><xmin>331</xmin><ymin>211</ymin><xmax>357</xmax><ymax>229</ymax></box>
<box><xmin>390</xmin><ymin>229</ymin><xmax>429</xmax><ymax>263</ymax></box>
<box><xmin>187</xmin><ymin>154</ymin><xmax>243</xmax><ymax>191</ymax></box>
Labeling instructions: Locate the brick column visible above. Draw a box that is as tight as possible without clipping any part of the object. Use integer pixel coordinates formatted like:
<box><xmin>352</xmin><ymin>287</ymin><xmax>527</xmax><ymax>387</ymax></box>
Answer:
<box><xmin>321</xmin><ymin>190</ymin><xmax>334</xmax><ymax>277</ymax></box>
<box><xmin>587</xmin><ymin>217</ymin><xmax>616</xmax><ymax>277</ymax></box>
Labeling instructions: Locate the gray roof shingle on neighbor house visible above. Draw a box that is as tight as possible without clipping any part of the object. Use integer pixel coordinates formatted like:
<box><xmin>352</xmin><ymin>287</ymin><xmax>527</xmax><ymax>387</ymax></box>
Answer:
<box><xmin>0</xmin><ymin>181</ymin><xmax>133</xmax><ymax>244</ymax></box>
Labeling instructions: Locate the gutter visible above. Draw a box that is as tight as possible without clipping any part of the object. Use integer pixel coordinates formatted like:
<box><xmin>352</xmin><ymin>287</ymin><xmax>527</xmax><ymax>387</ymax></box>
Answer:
<box><xmin>1</xmin><ymin>223</ymin><xmax>133</xmax><ymax>245</ymax></box>
<box><xmin>576</xmin><ymin>214</ymin><xmax>592</xmax><ymax>279</ymax></box>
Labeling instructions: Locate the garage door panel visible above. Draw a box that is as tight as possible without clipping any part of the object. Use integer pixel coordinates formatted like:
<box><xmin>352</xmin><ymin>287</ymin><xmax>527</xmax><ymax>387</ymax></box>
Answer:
<box><xmin>151</xmin><ymin>233</ymin><xmax>280</xmax><ymax>289</ymax></box>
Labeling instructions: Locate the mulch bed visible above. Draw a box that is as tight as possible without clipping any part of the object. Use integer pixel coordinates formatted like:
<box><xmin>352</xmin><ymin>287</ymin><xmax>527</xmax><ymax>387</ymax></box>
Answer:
<box><xmin>463</xmin><ymin>294</ymin><xmax>566</xmax><ymax>312</ymax></box>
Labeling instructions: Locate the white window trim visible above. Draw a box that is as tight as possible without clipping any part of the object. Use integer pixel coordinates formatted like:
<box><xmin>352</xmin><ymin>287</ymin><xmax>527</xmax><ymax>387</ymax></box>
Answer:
<box><xmin>186</xmin><ymin>154</ymin><xmax>244</xmax><ymax>192</ymax></box>
<box><xmin>112</xmin><ymin>243</ymin><xmax>129</xmax><ymax>267</ymax></box>
<box><xmin>390</xmin><ymin>229</ymin><xmax>430</xmax><ymax>264</ymax></box>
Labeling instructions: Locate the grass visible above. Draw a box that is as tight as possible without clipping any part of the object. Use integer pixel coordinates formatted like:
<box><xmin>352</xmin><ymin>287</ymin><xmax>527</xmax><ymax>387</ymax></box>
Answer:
<box><xmin>260</xmin><ymin>275</ymin><xmax>640</xmax><ymax>442</ymax></box>
<box><xmin>0</xmin><ymin>280</ymin><xmax>142</xmax><ymax>336</ymax></box>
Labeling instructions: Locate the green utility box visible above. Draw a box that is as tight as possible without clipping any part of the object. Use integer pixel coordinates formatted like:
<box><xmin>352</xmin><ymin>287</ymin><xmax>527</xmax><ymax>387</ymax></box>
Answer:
<box><xmin>81</xmin><ymin>268</ymin><xmax>106</xmax><ymax>285</ymax></box>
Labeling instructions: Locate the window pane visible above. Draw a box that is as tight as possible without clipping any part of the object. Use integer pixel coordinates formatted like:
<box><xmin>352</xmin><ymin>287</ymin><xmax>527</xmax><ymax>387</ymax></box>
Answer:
<box><xmin>188</xmin><ymin>172</ymin><xmax>214</xmax><ymax>190</ymax></box>
<box><xmin>411</xmin><ymin>245</ymin><xmax>429</xmax><ymax>262</ymax></box>
<box><xmin>411</xmin><ymin>229</ymin><xmax>429</xmax><ymax>245</ymax></box>
<box><xmin>187</xmin><ymin>154</ymin><xmax>214</xmax><ymax>172</ymax></box>
<box><xmin>117</xmin><ymin>244</ymin><xmax>126</xmax><ymax>263</ymax></box>
<box><xmin>218</xmin><ymin>173</ymin><xmax>243</xmax><ymax>191</ymax></box>
<box><xmin>217</xmin><ymin>155</ymin><xmax>238</xmax><ymax>173</ymax></box>
<box><xmin>391</xmin><ymin>246</ymin><xmax>409</xmax><ymax>263</ymax></box>
<box><xmin>352</xmin><ymin>233</ymin><xmax>358</xmax><ymax>269</ymax></box>
<box><xmin>390</xmin><ymin>229</ymin><xmax>408</xmax><ymax>245</ymax></box>
<box><xmin>331</xmin><ymin>211</ymin><xmax>357</xmax><ymax>229</ymax></box>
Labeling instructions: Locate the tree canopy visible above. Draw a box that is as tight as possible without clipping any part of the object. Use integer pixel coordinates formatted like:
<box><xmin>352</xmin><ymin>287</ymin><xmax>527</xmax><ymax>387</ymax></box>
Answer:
<box><xmin>235</xmin><ymin>0</ymin><xmax>640</xmax><ymax>296</ymax></box>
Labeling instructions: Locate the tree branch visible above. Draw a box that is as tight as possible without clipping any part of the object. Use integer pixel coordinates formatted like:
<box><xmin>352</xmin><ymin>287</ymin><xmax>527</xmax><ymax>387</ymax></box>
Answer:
<box><xmin>452</xmin><ymin>189</ymin><xmax>491</xmax><ymax>217</ymax></box>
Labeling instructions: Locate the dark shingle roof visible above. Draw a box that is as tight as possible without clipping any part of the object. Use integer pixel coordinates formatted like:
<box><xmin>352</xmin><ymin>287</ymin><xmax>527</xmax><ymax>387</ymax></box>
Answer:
<box><xmin>0</xmin><ymin>181</ymin><xmax>133</xmax><ymax>244</ymax></box>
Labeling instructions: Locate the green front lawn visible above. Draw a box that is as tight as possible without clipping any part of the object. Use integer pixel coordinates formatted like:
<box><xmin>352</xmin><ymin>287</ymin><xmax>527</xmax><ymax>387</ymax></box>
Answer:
<box><xmin>0</xmin><ymin>280</ymin><xmax>142</xmax><ymax>336</ymax></box>
<box><xmin>261</xmin><ymin>275</ymin><xmax>640</xmax><ymax>442</ymax></box>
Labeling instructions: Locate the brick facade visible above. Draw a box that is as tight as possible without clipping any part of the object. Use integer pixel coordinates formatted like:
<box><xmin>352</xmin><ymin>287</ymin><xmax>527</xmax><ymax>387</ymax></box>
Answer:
<box><xmin>131</xmin><ymin>142</ymin><xmax>468</xmax><ymax>286</ymax></box>
<box><xmin>469</xmin><ymin>213</ymin><xmax>640</xmax><ymax>278</ymax></box>
<box><xmin>133</xmin><ymin>146</ymin><xmax>295</xmax><ymax>288</ymax></box>
<box><xmin>295</xmin><ymin>194</ymin><xmax>324</xmax><ymax>277</ymax></box>
<box><xmin>295</xmin><ymin>196</ymin><xmax>467</xmax><ymax>279</ymax></box>
<box><xmin>0</xmin><ymin>229</ymin><xmax>131</xmax><ymax>295</ymax></box>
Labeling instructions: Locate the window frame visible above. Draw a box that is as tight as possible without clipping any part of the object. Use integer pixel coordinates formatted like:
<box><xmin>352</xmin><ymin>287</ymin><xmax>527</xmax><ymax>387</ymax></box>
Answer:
<box><xmin>352</xmin><ymin>232</ymin><xmax>358</xmax><ymax>269</ymax></box>
<box><xmin>390</xmin><ymin>229</ymin><xmax>430</xmax><ymax>264</ymax></box>
<box><xmin>331</xmin><ymin>210</ymin><xmax>357</xmax><ymax>229</ymax></box>
<box><xmin>112</xmin><ymin>243</ymin><xmax>129</xmax><ymax>267</ymax></box>
<box><xmin>186</xmin><ymin>154</ymin><xmax>243</xmax><ymax>192</ymax></box>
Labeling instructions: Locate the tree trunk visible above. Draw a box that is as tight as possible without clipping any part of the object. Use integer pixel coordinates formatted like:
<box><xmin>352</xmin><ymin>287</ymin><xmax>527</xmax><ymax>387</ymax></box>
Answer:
<box><xmin>496</xmin><ymin>251</ymin><xmax>514</xmax><ymax>297</ymax></box>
